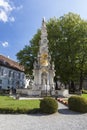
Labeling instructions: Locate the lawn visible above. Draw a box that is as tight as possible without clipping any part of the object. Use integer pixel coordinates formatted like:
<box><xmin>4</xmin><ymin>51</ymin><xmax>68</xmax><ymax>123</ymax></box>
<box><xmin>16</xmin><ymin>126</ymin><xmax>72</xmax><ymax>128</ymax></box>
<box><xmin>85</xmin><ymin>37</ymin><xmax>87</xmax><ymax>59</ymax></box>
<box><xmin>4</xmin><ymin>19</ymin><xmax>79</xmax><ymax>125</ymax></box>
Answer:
<box><xmin>0</xmin><ymin>96</ymin><xmax>40</xmax><ymax>114</ymax></box>
<box><xmin>58</xmin><ymin>93</ymin><xmax>87</xmax><ymax>106</ymax></box>
<box><xmin>82</xmin><ymin>94</ymin><xmax>87</xmax><ymax>99</ymax></box>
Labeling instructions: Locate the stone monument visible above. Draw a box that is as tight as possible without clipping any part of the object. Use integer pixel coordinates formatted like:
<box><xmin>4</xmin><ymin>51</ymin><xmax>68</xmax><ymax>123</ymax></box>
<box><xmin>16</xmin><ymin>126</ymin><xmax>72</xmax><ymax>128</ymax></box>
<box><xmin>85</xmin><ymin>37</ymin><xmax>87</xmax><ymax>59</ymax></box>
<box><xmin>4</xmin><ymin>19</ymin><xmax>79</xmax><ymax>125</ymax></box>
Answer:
<box><xmin>16</xmin><ymin>18</ymin><xmax>55</xmax><ymax>97</ymax></box>
<box><xmin>33</xmin><ymin>18</ymin><xmax>55</xmax><ymax>96</ymax></box>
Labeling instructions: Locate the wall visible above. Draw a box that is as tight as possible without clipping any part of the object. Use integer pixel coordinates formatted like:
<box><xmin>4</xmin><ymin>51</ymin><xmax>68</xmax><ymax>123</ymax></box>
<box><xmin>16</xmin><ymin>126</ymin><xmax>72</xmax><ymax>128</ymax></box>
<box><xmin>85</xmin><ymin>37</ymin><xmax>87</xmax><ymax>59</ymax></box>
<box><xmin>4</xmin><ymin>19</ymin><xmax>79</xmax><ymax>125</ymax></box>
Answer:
<box><xmin>0</xmin><ymin>66</ymin><xmax>25</xmax><ymax>89</ymax></box>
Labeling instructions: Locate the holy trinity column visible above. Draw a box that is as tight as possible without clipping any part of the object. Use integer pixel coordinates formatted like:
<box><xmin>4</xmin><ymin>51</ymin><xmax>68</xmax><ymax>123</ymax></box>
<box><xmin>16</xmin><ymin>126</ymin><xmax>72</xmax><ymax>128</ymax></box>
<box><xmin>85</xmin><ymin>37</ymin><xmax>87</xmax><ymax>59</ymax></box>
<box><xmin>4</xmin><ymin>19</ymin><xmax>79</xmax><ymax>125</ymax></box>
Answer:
<box><xmin>33</xmin><ymin>18</ymin><xmax>55</xmax><ymax>95</ymax></box>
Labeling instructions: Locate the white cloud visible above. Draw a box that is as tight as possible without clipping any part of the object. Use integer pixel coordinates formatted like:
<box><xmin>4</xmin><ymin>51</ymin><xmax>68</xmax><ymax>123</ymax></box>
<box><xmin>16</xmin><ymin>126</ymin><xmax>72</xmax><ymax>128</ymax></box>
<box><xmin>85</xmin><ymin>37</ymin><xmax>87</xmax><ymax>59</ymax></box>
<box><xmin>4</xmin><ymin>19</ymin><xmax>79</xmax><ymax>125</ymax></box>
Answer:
<box><xmin>0</xmin><ymin>0</ymin><xmax>14</xmax><ymax>22</ymax></box>
<box><xmin>16</xmin><ymin>5</ymin><xmax>23</xmax><ymax>11</ymax></box>
<box><xmin>0</xmin><ymin>0</ymin><xmax>13</xmax><ymax>12</ymax></box>
<box><xmin>1</xmin><ymin>41</ymin><xmax>9</xmax><ymax>47</ymax></box>
<box><xmin>0</xmin><ymin>9</ymin><xmax>8</xmax><ymax>22</ymax></box>
<box><xmin>0</xmin><ymin>0</ymin><xmax>23</xmax><ymax>23</ymax></box>
<box><xmin>9</xmin><ymin>16</ymin><xmax>15</xmax><ymax>22</ymax></box>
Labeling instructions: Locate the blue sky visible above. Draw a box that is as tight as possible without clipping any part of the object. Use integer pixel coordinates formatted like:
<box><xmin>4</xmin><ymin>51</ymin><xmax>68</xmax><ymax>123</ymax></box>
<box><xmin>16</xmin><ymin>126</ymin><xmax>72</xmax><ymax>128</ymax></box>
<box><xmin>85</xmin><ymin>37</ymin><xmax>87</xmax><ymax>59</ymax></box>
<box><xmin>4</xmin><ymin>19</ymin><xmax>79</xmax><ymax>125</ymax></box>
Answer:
<box><xmin>0</xmin><ymin>0</ymin><xmax>87</xmax><ymax>61</ymax></box>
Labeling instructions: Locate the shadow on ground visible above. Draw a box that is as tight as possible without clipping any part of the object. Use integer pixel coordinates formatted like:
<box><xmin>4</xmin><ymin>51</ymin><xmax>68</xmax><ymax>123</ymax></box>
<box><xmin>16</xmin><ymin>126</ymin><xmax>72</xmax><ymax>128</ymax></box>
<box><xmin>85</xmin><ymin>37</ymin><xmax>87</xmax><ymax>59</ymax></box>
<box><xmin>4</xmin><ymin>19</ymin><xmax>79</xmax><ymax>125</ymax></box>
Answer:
<box><xmin>58</xmin><ymin>108</ymin><xmax>82</xmax><ymax>115</ymax></box>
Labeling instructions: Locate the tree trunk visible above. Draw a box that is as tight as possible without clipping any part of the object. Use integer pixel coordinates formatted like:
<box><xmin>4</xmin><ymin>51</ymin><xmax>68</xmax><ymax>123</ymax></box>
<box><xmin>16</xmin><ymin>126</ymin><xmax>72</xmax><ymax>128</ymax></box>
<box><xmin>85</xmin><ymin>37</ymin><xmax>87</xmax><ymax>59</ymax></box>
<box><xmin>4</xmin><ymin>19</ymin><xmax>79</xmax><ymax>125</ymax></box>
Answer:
<box><xmin>79</xmin><ymin>71</ymin><xmax>83</xmax><ymax>91</ymax></box>
<box><xmin>71</xmin><ymin>80</ymin><xmax>75</xmax><ymax>93</ymax></box>
<box><xmin>69</xmin><ymin>80</ymin><xmax>75</xmax><ymax>93</ymax></box>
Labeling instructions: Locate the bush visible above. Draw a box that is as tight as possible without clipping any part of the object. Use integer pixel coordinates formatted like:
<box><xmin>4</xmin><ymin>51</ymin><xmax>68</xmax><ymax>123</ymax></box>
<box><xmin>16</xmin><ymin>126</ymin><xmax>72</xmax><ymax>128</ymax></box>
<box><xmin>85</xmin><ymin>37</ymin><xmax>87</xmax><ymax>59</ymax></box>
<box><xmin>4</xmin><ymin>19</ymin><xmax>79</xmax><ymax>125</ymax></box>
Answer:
<box><xmin>68</xmin><ymin>96</ymin><xmax>87</xmax><ymax>113</ymax></box>
<box><xmin>40</xmin><ymin>97</ymin><xmax>58</xmax><ymax>114</ymax></box>
<box><xmin>82</xmin><ymin>89</ymin><xmax>87</xmax><ymax>94</ymax></box>
<box><xmin>0</xmin><ymin>107</ymin><xmax>30</xmax><ymax>114</ymax></box>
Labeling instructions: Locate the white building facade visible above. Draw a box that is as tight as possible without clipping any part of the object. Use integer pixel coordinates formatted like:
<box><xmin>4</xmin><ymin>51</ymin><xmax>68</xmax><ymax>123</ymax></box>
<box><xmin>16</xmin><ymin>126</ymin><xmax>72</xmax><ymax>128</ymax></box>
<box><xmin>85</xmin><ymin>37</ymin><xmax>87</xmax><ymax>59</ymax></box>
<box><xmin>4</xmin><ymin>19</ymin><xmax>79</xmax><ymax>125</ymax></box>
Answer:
<box><xmin>0</xmin><ymin>55</ymin><xmax>25</xmax><ymax>90</ymax></box>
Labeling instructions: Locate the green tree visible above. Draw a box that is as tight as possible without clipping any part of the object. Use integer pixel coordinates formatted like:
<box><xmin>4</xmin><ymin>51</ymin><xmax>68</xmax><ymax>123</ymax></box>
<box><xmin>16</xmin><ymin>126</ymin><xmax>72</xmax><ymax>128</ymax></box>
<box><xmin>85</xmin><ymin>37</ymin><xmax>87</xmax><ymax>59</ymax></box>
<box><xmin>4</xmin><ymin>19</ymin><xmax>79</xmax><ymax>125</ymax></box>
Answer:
<box><xmin>75</xmin><ymin>21</ymin><xmax>87</xmax><ymax>90</ymax></box>
<box><xmin>16</xmin><ymin>12</ymin><xmax>87</xmax><ymax>90</ymax></box>
<box><xmin>47</xmin><ymin>13</ymin><xmax>87</xmax><ymax>90</ymax></box>
<box><xmin>16</xmin><ymin>30</ymin><xmax>40</xmax><ymax>75</ymax></box>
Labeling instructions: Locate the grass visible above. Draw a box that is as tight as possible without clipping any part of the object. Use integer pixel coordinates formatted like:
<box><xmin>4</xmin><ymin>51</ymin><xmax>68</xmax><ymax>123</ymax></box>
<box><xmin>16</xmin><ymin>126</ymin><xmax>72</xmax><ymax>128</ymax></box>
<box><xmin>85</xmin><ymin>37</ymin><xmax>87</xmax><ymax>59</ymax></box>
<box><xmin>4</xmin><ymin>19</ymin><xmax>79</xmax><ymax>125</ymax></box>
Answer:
<box><xmin>57</xmin><ymin>93</ymin><xmax>87</xmax><ymax>108</ymax></box>
<box><xmin>0</xmin><ymin>96</ymin><xmax>40</xmax><ymax>114</ymax></box>
<box><xmin>82</xmin><ymin>94</ymin><xmax>87</xmax><ymax>99</ymax></box>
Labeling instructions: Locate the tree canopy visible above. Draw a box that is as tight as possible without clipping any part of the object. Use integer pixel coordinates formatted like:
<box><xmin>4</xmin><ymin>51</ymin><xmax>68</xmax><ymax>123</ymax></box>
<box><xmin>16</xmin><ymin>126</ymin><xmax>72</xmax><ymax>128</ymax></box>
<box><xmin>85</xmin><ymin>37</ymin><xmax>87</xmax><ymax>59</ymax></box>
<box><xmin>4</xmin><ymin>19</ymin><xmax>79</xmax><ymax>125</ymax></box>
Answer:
<box><xmin>16</xmin><ymin>12</ymin><xmax>87</xmax><ymax>89</ymax></box>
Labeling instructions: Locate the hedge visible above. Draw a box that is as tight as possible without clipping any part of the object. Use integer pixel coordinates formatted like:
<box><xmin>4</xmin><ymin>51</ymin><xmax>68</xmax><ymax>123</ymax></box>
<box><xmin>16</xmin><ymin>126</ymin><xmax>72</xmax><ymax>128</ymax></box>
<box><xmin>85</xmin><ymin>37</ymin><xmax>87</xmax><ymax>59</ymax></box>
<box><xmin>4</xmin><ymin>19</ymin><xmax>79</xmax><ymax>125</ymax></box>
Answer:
<box><xmin>40</xmin><ymin>97</ymin><xmax>58</xmax><ymax>114</ymax></box>
<box><xmin>68</xmin><ymin>96</ymin><xmax>87</xmax><ymax>113</ymax></box>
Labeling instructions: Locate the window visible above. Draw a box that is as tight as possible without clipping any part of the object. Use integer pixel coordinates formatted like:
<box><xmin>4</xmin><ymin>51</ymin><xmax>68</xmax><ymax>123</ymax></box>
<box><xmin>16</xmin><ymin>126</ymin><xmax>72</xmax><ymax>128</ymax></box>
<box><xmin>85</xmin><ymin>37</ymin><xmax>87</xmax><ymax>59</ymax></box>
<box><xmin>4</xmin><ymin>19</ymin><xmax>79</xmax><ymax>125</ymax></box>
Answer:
<box><xmin>12</xmin><ymin>72</ymin><xmax>15</xmax><ymax>78</ymax></box>
<box><xmin>22</xmin><ymin>74</ymin><xmax>24</xmax><ymax>79</ymax></box>
<box><xmin>18</xmin><ymin>73</ymin><xmax>20</xmax><ymax>79</ymax></box>
<box><xmin>9</xmin><ymin>71</ymin><xmax>11</xmax><ymax>77</ymax></box>
<box><xmin>0</xmin><ymin>68</ymin><xmax>4</xmax><ymax>76</ymax></box>
<box><xmin>0</xmin><ymin>67</ymin><xmax>1</xmax><ymax>76</ymax></box>
<box><xmin>12</xmin><ymin>80</ymin><xmax>14</xmax><ymax>85</ymax></box>
<box><xmin>8</xmin><ymin>79</ymin><xmax>10</xmax><ymax>84</ymax></box>
<box><xmin>7</xmin><ymin>86</ymin><xmax>10</xmax><ymax>89</ymax></box>
<box><xmin>0</xmin><ymin>80</ymin><xmax>2</xmax><ymax>84</ymax></box>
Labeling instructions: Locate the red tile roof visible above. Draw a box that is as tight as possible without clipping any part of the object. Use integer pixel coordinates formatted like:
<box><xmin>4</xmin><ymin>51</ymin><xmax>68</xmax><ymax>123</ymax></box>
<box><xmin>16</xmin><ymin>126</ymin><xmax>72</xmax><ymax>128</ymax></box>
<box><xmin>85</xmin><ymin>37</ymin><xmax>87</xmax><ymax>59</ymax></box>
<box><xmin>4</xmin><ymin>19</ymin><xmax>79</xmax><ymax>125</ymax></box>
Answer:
<box><xmin>0</xmin><ymin>55</ymin><xmax>24</xmax><ymax>72</ymax></box>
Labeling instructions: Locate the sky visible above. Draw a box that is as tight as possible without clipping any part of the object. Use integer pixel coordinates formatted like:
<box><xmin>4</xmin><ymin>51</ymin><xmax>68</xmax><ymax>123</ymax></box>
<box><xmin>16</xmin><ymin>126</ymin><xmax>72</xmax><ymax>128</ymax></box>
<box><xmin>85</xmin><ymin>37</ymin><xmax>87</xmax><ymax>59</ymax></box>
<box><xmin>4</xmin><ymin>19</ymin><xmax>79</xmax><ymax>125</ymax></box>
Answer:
<box><xmin>0</xmin><ymin>0</ymin><xmax>87</xmax><ymax>61</ymax></box>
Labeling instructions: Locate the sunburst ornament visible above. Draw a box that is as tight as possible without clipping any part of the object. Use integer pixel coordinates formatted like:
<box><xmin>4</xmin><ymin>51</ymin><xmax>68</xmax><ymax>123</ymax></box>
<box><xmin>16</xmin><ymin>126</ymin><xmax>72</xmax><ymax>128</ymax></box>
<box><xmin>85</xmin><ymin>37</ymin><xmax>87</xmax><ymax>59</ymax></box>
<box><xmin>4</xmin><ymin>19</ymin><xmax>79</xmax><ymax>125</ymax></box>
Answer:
<box><xmin>40</xmin><ymin>53</ymin><xmax>48</xmax><ymax>66</ymax></box>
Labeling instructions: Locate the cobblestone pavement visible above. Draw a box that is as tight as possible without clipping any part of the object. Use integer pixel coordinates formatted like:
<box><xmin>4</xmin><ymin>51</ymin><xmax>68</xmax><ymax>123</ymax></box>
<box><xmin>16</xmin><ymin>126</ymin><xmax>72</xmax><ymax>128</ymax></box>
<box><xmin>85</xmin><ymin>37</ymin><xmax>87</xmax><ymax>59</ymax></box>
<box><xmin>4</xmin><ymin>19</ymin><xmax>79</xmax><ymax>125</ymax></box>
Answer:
<box><xmin>0</xmin><ymin>102</ymin><xmax>87</xmax><ymax>130</ymax></box>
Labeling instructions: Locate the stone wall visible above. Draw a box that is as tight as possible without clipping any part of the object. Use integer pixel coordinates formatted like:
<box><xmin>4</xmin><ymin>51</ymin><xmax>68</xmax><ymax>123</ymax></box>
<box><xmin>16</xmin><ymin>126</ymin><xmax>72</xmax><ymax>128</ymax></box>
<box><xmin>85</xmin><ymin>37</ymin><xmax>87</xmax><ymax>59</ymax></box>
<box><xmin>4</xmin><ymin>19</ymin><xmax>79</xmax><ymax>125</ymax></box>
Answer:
<box><xmin>16</xmin><ymin>89</ymin><xmax>41</xmax><ymax>96</ymax></box>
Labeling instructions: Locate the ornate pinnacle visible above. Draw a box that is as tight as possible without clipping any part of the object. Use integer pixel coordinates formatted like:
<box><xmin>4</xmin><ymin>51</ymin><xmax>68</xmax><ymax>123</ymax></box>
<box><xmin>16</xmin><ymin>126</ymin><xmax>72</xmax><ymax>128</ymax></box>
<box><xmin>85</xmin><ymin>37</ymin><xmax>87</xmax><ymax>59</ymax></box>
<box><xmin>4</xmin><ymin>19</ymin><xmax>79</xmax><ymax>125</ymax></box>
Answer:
<box><xmin>42</xmin><ymin>17</ymin><xmax>45</xmax><ymax>22</ymax></box>
<box><xmin>42</xmin><ymin>17</ymin><xmax>46</xmax><ymax>28</ymax></box>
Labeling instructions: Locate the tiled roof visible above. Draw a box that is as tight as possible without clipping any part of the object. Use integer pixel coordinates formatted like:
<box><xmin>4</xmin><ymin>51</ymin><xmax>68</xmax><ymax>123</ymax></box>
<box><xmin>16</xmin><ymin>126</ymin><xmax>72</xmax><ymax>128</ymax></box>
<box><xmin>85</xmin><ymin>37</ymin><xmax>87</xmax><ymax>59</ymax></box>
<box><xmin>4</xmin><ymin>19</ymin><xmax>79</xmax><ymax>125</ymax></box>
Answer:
<box><xmin>0</xmin><ymin>55</ymin><xmax>24</xmax><ymax>72</ymax></box>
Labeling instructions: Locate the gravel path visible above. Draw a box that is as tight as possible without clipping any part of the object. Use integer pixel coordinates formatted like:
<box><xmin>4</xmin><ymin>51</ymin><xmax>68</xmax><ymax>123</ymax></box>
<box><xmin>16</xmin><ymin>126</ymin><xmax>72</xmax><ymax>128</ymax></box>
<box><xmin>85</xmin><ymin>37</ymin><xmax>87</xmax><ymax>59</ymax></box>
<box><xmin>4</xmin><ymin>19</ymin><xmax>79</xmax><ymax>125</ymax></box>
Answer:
<box><xmin>0</xmin><ymin>102</ymin><xmax>87</xmax><ymax>130</ymax></box>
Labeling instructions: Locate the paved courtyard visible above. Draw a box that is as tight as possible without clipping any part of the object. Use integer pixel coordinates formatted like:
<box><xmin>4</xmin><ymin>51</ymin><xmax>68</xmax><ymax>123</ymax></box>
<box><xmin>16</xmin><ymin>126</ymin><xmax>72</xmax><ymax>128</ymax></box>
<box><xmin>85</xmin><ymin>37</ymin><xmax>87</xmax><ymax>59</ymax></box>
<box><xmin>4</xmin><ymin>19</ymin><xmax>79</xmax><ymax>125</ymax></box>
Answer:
<box><xmin>0</xmin><ymin>102</ymin><xmax>87</xmax><ymax>130</ymax></box>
